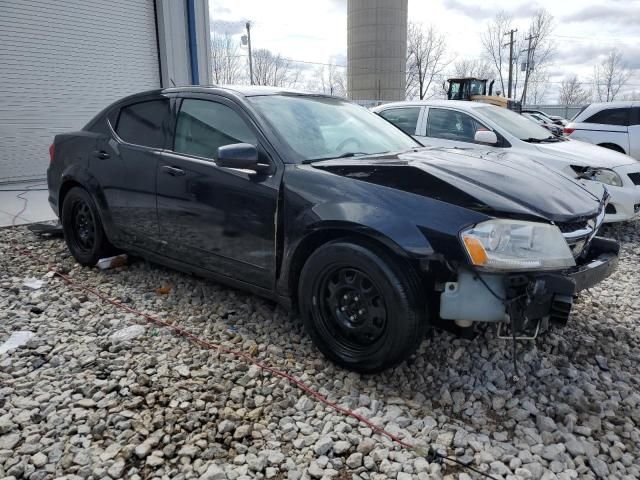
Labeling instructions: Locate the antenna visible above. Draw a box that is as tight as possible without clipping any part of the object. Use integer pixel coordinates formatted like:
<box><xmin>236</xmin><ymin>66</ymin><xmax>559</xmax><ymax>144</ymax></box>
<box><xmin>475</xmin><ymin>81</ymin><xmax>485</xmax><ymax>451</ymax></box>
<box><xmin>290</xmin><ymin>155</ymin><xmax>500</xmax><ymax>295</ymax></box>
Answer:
<box><xmin>170</xmin><ymin>78</ymin><xmax>176</xmax><ymax>87</ymax></box>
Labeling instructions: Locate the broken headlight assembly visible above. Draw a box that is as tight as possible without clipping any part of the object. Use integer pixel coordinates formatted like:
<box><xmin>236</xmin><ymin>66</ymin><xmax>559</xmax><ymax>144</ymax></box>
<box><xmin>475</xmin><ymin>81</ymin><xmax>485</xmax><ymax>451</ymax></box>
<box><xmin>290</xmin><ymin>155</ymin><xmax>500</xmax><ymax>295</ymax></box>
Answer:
<box><xmin>460</xmin><ymin>219</ymin><xmax>576</xmax><ymax>271</ymax></box>
<box><xmin>572</xmin><ymin>166</ymin><xmax>623</xmax><ymax>187</ymax></box>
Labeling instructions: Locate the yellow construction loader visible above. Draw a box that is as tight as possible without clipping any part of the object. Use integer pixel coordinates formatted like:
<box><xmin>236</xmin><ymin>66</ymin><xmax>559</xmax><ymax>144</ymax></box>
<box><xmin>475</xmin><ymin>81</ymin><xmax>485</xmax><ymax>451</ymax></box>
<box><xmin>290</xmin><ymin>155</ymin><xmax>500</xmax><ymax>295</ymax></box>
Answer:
<box><xmin>446</xmin><ymin>77</ymin><xmax>521</xmax><ymax>112</ymax></box>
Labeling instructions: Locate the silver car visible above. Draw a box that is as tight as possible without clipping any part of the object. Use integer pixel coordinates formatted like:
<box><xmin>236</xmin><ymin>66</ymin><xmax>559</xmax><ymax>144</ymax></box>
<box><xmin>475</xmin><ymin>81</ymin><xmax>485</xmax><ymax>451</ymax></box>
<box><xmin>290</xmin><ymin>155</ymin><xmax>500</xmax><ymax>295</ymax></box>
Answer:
<box><xmin>372</xmin><ymin>100</ymin><xmax>640</xmax><ymax>223</ymax></box>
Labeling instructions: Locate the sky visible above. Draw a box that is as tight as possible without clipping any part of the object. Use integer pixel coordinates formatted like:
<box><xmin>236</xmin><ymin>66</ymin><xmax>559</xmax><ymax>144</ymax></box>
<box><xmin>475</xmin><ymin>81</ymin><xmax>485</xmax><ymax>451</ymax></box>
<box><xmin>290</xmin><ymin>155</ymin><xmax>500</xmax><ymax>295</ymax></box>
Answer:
<box><xmin>208</xmin><ymin>0</ymin><xmax>640</xmax><ymax>102</ymax></box>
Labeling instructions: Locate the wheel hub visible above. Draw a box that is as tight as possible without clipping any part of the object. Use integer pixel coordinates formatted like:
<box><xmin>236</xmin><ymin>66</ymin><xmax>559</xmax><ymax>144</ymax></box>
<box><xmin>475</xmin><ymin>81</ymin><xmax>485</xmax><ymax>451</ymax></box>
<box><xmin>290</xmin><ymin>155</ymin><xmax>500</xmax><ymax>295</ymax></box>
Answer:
<box><xmin>320</xmin><ymin>267</ymin><xmax>387</xmax><ymax>347</ymax></box>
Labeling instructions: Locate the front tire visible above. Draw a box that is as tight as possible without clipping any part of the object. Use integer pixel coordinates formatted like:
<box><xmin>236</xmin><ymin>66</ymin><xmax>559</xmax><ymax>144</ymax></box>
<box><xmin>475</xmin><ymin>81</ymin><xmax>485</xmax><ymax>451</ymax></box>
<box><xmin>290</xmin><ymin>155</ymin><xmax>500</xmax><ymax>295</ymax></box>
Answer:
<box><xmin>298</xmin><ymin>239</ymin><xmax>427</xmax><ymax>373</ymax></box>
<box><xmin>61</xmin><ymin>187</ymin><xmax>114</xmax><ymax>266</ymax></box>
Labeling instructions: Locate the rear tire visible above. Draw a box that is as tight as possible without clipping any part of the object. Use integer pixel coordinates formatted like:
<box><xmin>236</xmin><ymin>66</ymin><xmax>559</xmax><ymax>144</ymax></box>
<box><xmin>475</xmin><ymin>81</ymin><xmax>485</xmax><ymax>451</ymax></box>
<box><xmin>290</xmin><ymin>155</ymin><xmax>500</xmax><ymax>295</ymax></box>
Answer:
<box><xmin>61</xmin><ymin>187</ymin><xmax>114</xmax><ymax>266</ymax></box>
<box><xmin>298</xmin><ymin>239</ymin><xmax>427</xmax><ymax>373</ymax></box>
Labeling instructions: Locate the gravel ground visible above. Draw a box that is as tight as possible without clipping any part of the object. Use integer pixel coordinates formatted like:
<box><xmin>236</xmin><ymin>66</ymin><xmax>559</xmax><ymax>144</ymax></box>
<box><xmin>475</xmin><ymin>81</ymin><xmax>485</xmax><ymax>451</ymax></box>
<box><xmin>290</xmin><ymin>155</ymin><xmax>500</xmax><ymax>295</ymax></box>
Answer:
<box><xmin>0</xmin><ymin>221</ymin><xmax>639</xmax><ymax>480</ymax></box>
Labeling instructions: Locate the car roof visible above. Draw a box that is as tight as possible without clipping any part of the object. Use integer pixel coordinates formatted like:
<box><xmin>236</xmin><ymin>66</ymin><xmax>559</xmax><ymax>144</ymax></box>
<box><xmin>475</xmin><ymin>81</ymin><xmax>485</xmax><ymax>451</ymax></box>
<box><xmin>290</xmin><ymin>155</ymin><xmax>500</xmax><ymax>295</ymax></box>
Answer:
<box><xmin>113</xmin><ymin>85</ymin><xmax>342</xmax><ymax>107</ymax></box>
<box><xmin>372</xmin><ymin>99</ymin><xmax>487</xmax><ymax>111</ymax></box>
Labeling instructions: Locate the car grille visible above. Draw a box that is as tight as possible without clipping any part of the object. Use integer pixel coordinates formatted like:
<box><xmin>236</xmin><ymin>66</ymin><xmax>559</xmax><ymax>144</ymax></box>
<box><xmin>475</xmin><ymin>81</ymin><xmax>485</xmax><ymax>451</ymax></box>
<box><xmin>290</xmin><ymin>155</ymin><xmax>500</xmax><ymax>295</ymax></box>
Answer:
<box><xmin>556</xmin><ymin>220</ymin><xmax>589</xmax><ymax>234</ymax></box>
<box><xmin>556</xmin><ymin>211</ymin><xmax>603</xmax><ymax>259</ymax></box>
<box><xmin>628</xmin><ymin>172</ymin><xmax>640</xmax><ymax>186</ymax></box>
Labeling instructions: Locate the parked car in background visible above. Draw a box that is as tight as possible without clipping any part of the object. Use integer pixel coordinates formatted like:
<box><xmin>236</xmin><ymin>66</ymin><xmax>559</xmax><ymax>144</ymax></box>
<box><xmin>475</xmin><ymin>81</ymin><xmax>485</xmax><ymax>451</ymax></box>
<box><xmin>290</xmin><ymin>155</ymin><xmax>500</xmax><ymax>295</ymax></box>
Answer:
<box><xmin>549</xmin><ymin>115</ymin><xmax>568</xmax><ymax>126</ymax></box>
<box><xmin>522</xmin><ymin>112</ymin><xmax>564</xmax><ymax>137</ymax></box>
<box><xmin>48</xmin><ymin>86</ymin><xmax>619</xmax><ymax>372</ymax></box>
<box><xmin>373</xmin><ymin>100</ymin><xmax>640</xmax><ymax>222</ymax></box>
<box><xmin>522</xmin><ymin>109</ymin><xmax>566</xmax><ymax>126</ymax></box>
<box><xmin>565</xmin><ymin>102</ymin><xmax>640</xmax><ymax>159</ymax></box>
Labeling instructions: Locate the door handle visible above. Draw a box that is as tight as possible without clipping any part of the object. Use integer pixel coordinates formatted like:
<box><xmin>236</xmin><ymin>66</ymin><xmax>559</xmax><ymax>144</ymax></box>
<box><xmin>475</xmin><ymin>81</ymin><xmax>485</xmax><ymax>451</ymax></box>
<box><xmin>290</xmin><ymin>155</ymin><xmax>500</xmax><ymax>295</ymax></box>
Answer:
<box><xmin>161</xmin><ymin>165</ymin><xmax>185</xmax><ymax>176</ymax></box>
<box><xmin>93</xmin><ymin>150</ymin><xmax>110</xmax><ymax>160</ymax></box>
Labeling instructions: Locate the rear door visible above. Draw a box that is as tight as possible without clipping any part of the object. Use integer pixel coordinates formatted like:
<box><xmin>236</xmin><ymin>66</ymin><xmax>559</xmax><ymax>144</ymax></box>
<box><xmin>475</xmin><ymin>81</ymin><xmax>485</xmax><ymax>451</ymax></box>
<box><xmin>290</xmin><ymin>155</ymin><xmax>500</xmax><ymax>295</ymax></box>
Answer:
<box><xmin>91</xmin><ymin>95</ymin><xmax>171</xmax><ymax>251</ymax></box>
<box><xmin>576</xmin><ymin>107</ymin><xmax>630</xmax><ymax>153</ymax></box>
<box><xmin>156</xmin><ymin>94</ymin><xmax>280</xmax><ymax>289</ymax></box>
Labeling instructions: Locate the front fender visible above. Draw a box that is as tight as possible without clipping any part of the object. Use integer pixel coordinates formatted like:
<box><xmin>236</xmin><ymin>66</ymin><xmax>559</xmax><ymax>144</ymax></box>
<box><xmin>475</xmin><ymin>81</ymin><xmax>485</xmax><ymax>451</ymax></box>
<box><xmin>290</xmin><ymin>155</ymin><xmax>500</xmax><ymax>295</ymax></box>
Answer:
<box><xmin>307</xmin><ymin>202</ymin><xmax>434</xmax><ymax>257</ymax></box>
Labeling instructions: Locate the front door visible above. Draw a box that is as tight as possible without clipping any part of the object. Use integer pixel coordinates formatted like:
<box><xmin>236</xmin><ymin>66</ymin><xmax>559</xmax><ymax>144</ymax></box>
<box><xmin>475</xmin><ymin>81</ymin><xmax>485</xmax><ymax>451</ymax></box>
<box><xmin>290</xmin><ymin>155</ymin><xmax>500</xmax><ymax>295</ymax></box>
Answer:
<box><xmin>156</xmin><ymin>96</ymin><xmax>280</xmax><ymax>289</ymax></box>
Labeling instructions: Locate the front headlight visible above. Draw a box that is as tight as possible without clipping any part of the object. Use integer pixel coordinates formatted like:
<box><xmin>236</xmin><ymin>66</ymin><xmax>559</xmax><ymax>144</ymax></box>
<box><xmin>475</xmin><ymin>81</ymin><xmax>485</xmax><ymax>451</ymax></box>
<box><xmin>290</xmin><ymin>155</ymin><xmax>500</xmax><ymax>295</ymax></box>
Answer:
<box><xmin>592</xmin><ymin>168</ymin><xmax>623</xmax><ymax>187</ymax></box>
<box><xmin>574</xmin><ymin>167</ymin><xmax>624</xmax><ymax>187</ymax></box>
<box><xmin>461</xmin><ymin>219</ymin><xmax>576</xmax><ymax>271</ymax></box>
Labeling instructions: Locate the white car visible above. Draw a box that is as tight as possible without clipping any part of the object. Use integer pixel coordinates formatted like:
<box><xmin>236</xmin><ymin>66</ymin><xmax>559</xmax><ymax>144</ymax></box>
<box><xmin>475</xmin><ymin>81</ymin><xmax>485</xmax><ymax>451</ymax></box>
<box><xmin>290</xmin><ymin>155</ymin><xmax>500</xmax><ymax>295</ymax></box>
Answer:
<box><xmin>372</xmin><ymin>100</ymin><xmax>640</xmax><ymax>223</ymax></box>
<box><xmin>565</xmin><ymin>102</ymin><xmax>640</xmax><ymax>160</ymax></box>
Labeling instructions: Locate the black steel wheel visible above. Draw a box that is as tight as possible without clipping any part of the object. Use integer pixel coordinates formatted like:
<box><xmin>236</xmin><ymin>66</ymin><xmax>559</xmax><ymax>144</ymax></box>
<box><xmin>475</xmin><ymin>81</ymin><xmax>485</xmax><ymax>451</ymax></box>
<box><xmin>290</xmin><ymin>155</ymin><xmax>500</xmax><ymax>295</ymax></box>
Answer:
<box><xmin>317</xmin><ymin>266</ymin><xmax>388</xmax><ymax>350</ymax></box>
<box><xmin>61</xmin><ymin>187</ymin><xmax>114</xmax><ymax>266</ymax></box>
<box><xmin>299</xmin><ymin>239</ymin><xmax>427</xmax><ymax>373</ymax></box>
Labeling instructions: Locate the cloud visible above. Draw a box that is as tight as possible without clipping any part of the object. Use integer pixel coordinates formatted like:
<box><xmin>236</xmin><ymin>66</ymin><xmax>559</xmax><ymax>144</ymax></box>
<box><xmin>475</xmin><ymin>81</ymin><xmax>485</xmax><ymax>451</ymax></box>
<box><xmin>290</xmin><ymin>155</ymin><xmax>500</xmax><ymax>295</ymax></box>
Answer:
<box><xmin>442</xmin><ymin>0</ymin><xmax>544</xmax><ymax>20</ymax></box>
<box><xmin>563</xmin><ymin>4</ymin><xmax>640</xmax><ymax>27</ymax></box>
<box><xmin>211</xmin><ymin>19</ymin><xmax>247</xmax><ymax>35</ymax></box>
<box><xmin>554</xmin><ymin>43</ymin><xmax>640</xmax><ymax>71</ymax></box>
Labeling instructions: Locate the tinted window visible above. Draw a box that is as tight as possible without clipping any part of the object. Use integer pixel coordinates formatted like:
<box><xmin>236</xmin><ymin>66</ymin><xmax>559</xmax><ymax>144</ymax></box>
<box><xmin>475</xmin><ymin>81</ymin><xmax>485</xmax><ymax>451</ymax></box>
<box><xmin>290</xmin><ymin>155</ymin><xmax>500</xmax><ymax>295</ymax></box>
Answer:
<box><xmin>585</xmin><ymin>108</ymin><xmax>630</xmax><ymax>126</ymax></box>
<box><xmin>378</xmin><ymin>107</ymin><xmax>421</xmax><ymax>135</ymax></box>
<box><xmin>631</xmin><ymin>107</ymin><xmax>640</xmax><ymax>126</ymax></box>
<box><xmin>427</xmin><ymin>108</ymin><xmax>488</xmax><ymax>143</ymax></box>
<box><xmin>174</xmin><ymin>99</ymin><xmax>256</xmax><ymax>159</ymax></box>
<box><xmin>116</xmin><ymin>100</ymin><xmax>170</xmax><ymax>148</ymax></box>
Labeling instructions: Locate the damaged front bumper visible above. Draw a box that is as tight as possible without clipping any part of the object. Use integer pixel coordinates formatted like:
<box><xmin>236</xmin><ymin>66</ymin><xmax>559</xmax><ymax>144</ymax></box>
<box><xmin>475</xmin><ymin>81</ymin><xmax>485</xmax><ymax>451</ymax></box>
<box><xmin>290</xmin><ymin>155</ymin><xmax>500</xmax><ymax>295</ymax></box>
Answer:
<box><xmin>440</xmin><ymin>237</ymin><xmax>619</xmax><ymax>331</ymax></box>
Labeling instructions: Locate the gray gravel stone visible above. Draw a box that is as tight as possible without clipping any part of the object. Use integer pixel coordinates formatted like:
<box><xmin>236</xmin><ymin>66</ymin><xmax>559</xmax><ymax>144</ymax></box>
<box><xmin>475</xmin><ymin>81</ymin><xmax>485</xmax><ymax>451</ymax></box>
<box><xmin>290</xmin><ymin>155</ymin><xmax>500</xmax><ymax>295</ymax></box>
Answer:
<box><xmin>1</xmin><ymin>222</ymin><xmax>638</xmax><ymax>480</ymax></box>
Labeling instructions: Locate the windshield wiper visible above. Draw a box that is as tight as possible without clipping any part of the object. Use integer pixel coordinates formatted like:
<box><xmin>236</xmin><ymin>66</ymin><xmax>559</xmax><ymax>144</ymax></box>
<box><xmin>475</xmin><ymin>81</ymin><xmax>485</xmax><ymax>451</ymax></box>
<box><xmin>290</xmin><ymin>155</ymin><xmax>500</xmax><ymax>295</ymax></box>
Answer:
<box><xmin>302</xmin><ymin>151</ymin><xmax>384</xmax><ymax>164</ymax></box>
<box><xmin>521</xmin><ymin>136</ymin><xmax>561</xmax><ymax>144</ymax></box>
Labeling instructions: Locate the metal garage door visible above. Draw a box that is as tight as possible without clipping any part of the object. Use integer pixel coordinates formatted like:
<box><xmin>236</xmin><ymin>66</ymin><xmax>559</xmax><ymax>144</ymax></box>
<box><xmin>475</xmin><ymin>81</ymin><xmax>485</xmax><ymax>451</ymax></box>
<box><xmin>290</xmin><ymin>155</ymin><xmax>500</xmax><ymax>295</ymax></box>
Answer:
<box><xmin>0</xmin><ymin>0</ymin><xmax>161</xmax><ymax>182</ymax></box>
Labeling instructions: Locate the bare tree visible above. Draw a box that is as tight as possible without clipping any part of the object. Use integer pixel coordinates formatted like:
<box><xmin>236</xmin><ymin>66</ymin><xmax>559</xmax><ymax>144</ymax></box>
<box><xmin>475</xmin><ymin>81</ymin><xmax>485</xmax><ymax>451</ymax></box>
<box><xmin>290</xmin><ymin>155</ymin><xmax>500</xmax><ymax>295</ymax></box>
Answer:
<box><xmin>210</xmin><ymin>32</ymin><xmax>243</xmax><ymax>84</ymax></box>
<box><xmin>621</xmin><ymin>90</ymin><xmax>640</xmax><ymax>101</ymax></box>
<box><xmin>480</xmin><ymin>12</ymin><xmax>513</xmax><ymax>95</ymax></box>
<box><xmin>520</xmin><ymin>9</ymin><xmax>555</xmax><ymax>104</ymax></box>
<box><xmin>558</xmin><ymin>75</ymin><xmax>592</xmax><ymax>105</ymax></box>
<box><xmin>316</xmin><ymin>64</ymin><xmax>346</xmax><ymax>97</ymax></box>
<box><xmin>406</xmin><ymin>22</ymin><xmax>450</xmax><ymax>100</ymax></box>
<box><xmin>525</xmin><ymin>68</ymin><xmax>550</xmax><ymax>104</ymax></box>
<box><xmin>251</xmin><ymin>49</ymin><xmax>301</xmax><ymax>88</ymax></box>
<box><xmin>452</xmin><ymin>58</ymin><xmax>495</xmax><ymax>80</ymax></box>
<box><xmin>593</xmin><ymin>49</ymin><xmax>631</xmax><ymax>102</ymax></box>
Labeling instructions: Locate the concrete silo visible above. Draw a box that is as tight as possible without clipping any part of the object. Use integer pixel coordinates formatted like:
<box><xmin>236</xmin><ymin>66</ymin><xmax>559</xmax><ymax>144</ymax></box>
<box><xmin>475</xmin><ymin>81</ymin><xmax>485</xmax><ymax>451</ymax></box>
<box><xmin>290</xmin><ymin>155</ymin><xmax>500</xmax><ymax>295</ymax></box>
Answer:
<box><xmin>347</xmin><ymin>0</ymin><xmax>408</xmax><ymax>102</ymax></box>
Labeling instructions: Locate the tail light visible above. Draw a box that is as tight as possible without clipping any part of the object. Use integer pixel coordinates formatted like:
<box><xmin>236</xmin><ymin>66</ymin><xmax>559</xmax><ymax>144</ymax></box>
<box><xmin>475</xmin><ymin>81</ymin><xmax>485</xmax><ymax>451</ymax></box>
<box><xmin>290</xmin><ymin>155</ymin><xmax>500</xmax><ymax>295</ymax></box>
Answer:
<box><xmin>563</xmin><ymin>127</ymin><xmax>575</xmax><ymax>135</ymax></box>
<box><xmin>49</xmin><ymin>144</ymin><xmax>55</xmax><ymax>163</ymax></box>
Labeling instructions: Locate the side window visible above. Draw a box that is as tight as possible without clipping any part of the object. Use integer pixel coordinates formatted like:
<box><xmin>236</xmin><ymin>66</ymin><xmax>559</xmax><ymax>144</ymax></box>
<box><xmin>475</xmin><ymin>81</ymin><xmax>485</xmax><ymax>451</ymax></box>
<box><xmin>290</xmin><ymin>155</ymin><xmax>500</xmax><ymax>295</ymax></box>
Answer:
<box><xmin>174</xmin><ymin>99</ymin><xmax>257</xmax><ymax>159</ymax></box>
<box><xmin>631</xmin><ymin>107</ymin><xmax>640</xmax><ymax>126</ymax></box>
<box><xmin>584</xmin><ymin>108</ymin><xmax>630</xmax><ymax>126</ymax></box>
<box><xmin>116</xmin><ymin>100</ymin><xmax>170</xmax><ymax>148</ymax></box>
<box><xmin>378</xmin><ymin>107</ymin><xmax>421</xmax><ymax>135</ymax></box>
<box><xmin>427</xmin><ymin>108</ymin><xmax>486</xmax><ymax>143</ymax></box>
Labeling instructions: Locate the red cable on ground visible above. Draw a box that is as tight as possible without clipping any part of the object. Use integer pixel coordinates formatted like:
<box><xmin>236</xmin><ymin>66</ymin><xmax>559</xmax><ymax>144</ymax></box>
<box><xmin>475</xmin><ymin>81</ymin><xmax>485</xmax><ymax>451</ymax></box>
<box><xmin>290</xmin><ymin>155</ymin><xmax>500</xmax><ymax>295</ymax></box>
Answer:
<box><xmin>12</xmin><ymin>246</ymin><xmax>413</xmax><ymax>449</ymax></box>
<box><xmin>9</xmin><ymin>244</ymin><xmax>500</xmax><ymax>479</ymax></box>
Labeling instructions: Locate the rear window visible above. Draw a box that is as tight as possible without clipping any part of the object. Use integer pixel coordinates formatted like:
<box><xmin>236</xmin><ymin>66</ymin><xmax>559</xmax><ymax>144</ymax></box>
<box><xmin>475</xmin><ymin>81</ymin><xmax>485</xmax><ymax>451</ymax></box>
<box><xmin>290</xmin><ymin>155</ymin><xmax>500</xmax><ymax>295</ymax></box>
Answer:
<box><xmin>584</xmin><ymin>107</ymin><xmax>630</xmax><ymax>126</ymax></box>
<box><xmin>378</xmin><ymin>107</ymin><xmax>421</xmax><ymax>135</ymax></box>
<box><xmin>571</xmin><ymin>105</ymin><xmax>588</xmax><ymax>121</ymax></box>
<box><xmin>116</xmin><ymin>99</ymin><xmax>170</xmax><ymax>148</ymax></box>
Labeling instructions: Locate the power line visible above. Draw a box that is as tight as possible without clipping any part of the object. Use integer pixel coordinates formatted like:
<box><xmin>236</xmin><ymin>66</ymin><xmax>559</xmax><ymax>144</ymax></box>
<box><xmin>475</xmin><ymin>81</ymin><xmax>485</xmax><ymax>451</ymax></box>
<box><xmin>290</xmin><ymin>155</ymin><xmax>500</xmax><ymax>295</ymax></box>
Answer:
<box><xmin>216</xmin><ymin>54</ymin><xmax>640</xmax><ymax>87</ymax></box>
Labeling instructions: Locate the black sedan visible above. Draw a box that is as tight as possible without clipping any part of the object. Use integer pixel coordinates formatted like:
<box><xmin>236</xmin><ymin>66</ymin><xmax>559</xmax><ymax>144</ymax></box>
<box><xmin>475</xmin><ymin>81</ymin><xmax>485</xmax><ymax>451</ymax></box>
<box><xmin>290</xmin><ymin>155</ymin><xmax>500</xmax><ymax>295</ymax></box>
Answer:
<box><xmin>48</xmin><ymin>86</ymin><xmax>618</xmax><ymax>372</ymax></box>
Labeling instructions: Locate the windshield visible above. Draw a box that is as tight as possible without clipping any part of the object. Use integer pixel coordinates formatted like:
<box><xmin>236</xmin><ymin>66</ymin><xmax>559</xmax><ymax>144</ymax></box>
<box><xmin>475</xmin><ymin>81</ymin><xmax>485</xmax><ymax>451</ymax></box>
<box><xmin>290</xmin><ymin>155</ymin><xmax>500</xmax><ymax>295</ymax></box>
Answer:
<box><xmin>248</xmin><ymin>95</ymin><xmax>419</xmax><ymax>162</ymax></box>
<box><xmin>477</xmin><ymin>105</ymin><xmax>552</xmax><ymax>141</ymax></box>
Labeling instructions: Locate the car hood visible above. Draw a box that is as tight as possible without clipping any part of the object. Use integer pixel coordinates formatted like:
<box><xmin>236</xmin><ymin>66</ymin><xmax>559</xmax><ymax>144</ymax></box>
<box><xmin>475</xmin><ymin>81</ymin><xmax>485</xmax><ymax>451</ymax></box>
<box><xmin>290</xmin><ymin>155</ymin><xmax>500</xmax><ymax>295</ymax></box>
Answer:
<box><xmin>534</xmin><ymin>138</ymin><xmax>638</xmax><ymax>168</ymax></box>
<box><xmin>311</xmin><ymin>147</ymin><xmax>602</xmax><ymax>223</ymax></box>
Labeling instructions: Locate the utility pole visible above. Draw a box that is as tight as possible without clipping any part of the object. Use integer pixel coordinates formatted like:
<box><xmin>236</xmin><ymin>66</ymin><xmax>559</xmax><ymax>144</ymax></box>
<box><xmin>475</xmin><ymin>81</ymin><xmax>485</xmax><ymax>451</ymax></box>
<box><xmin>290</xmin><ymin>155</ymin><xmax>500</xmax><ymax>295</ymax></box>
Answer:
<box><xmin>245</xmin><ymin>21</ymin><xmax>254</xmax><ymax>85</ymax></box>
<box><xmin>521</xmin><ymin>33</ymin><xmax>537</xmax><ymax>105</ymax></box>
<box><xmin>503</xmin><ymin>29</ymin><xmax>517</xmax><ymax>99</ymax></box>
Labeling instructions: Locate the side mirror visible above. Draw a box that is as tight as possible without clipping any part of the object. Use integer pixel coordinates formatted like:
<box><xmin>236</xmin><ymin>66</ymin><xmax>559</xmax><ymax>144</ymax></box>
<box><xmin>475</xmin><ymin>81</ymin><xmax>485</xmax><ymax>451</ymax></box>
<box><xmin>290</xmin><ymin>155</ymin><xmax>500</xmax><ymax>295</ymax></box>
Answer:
<box><xmin>215</xmin><ymin>143</ymin><xmax>269</xmax><ymax>173</ymax></box>
<box><xmin>474</xmin><ymin>129</ymin><xmax>498</xmax><ymax>145</ymax></box>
